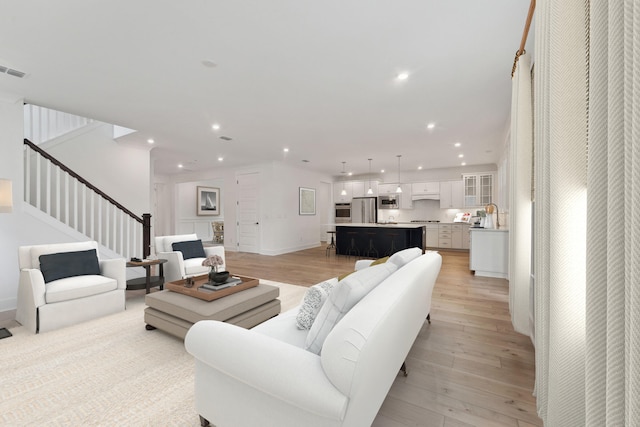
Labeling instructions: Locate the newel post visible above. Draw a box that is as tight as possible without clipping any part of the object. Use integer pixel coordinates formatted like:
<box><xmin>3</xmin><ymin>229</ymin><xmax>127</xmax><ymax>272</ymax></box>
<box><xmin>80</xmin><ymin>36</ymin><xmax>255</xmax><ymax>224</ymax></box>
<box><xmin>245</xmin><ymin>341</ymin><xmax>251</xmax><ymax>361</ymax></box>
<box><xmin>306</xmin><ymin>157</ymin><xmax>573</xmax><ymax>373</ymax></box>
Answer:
<box><xmin>142</xmin><ymin>213</ymin><xmax>152</xmax><ymax>259</ymax></box>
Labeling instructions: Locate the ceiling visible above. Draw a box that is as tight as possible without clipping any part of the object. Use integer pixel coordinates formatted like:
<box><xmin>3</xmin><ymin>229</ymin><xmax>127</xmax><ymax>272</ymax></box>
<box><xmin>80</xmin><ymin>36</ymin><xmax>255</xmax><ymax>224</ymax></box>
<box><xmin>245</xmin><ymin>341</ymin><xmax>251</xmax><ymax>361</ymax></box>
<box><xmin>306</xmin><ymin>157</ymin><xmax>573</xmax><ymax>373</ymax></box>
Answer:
<box><xmin>0</xmin><ymin>1</ymin><xmax>533</xmax><ymax>178</ymax></box>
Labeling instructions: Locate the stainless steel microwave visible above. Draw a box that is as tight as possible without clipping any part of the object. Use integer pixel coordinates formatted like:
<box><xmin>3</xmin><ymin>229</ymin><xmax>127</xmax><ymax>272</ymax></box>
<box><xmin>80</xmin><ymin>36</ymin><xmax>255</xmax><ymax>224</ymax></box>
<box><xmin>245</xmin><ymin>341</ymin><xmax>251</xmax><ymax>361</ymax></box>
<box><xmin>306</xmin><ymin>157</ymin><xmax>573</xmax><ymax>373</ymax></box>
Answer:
<box><xmin>378</xmin><ymin>195</ymin><xmax>399</xmax><ymax>209</ymax></box>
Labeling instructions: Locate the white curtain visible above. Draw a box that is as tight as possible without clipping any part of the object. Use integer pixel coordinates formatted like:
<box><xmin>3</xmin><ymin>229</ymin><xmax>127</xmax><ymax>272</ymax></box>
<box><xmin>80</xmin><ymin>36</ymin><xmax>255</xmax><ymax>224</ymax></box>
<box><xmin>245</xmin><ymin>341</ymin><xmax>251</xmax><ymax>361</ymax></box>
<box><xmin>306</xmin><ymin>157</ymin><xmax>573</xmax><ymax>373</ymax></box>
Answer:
<box><xmin>534</xmin><ymin>0</ymin><xmax>640</xmax><ymax>425</ymax></box>
<box><xmin>509</xmin><ymin>52</ymin><xmax>533</xmax><ymax>336</ymax></box>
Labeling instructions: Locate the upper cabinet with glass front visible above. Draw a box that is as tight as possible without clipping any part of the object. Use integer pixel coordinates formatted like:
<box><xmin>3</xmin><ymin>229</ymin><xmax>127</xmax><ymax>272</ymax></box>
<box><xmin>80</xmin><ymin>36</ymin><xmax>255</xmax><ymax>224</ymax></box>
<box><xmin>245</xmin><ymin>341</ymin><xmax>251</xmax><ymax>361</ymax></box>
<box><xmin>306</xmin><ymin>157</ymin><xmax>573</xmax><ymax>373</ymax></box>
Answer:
<box><xmin>463</xmin><ymin>173</ymin><xmax>495</xmax><ymax>207</ymax></box>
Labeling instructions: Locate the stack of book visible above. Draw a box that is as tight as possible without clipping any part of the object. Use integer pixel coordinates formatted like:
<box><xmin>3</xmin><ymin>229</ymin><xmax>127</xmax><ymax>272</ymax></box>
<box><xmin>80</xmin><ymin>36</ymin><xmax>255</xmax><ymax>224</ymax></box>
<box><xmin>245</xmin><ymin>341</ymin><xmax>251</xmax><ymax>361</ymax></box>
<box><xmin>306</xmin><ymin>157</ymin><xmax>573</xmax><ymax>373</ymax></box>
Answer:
<box><xmin>200</xmin><ymin>277</ymin><xmax>243</xmax><ymax>291</ymax></box>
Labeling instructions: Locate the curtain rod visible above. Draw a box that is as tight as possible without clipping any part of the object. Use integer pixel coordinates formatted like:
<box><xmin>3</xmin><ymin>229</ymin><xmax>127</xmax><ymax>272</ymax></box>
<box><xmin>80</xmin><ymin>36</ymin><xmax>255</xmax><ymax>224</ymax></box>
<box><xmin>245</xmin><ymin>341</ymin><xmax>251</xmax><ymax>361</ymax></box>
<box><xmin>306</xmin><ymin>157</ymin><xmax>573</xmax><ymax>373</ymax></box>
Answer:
<box><xmin>512</xmin><ymin>0</ymin><xmax>536</xmax><ymax>77</ymax></box>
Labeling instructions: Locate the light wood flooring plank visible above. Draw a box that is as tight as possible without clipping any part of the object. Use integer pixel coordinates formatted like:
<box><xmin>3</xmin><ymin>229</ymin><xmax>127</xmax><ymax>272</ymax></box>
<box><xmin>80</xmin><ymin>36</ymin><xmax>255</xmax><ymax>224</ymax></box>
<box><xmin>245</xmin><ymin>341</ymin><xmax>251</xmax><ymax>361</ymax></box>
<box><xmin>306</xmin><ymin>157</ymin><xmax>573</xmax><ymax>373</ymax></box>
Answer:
<box><xmin>224</xmin><ymin>247</ymin><xmax>542</xmax><ymax>426</ymax></box>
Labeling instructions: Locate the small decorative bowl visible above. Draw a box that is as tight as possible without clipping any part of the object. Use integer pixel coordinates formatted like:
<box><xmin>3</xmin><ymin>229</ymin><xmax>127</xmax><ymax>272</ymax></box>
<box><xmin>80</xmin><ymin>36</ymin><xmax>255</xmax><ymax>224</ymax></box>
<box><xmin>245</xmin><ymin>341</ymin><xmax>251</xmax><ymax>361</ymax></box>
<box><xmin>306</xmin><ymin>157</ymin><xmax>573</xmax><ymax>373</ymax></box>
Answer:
<box><xmin>210</xmin><ymin>271</ymin><xmax>230</xmax><ymax>284</ymax></box>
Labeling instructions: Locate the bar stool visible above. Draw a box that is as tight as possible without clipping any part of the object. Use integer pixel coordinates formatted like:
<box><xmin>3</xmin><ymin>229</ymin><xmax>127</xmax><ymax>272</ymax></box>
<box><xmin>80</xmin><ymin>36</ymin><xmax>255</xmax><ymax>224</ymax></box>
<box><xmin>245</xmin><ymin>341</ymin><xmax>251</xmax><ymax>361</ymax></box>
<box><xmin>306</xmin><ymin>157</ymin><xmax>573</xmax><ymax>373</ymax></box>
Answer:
<box><xmin>346</xmin><ymin>231</ymin><xmax>360</xmax><ymax>259</ymax></box>
<box><xmin>386</xmin><ymin>232</ymin><xmax>398</xmax><ymax>256</ymax></box>
<box><xmin>364</xmin><ymin>232</ymin><xmax>379</xmax><ymax>258</ymax></box>
<box><xmin>325</xmin><ymin>231</ymin><xmax>336</xmax><ymax>257</ymax></box>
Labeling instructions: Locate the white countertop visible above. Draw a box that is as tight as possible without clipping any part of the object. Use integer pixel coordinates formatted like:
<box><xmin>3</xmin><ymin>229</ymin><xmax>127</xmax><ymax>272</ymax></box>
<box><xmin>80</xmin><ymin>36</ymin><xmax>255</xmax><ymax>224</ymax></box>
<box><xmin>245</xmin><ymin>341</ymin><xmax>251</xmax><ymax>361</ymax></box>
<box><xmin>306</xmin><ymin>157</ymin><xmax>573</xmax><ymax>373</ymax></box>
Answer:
<box><xmin>469</xmin><ymin>227</ymin><xmax>509</xmax><ymax>232</ymax></box>
<box><xmin>336</xmin><ymin>223</ymin><xmax>426</xmax><ymax>229</ymax></box>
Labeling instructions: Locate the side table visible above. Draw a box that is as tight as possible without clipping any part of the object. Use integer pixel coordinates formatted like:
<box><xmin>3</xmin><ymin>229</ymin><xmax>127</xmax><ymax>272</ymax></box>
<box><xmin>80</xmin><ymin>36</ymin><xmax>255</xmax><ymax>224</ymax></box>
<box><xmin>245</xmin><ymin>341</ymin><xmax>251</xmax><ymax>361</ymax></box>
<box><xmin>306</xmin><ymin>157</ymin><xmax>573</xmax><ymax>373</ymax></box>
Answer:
<box><xmin>126</xmin><ymin>259</ymin><xmax>168</xmax><ymax>294</ymax></box>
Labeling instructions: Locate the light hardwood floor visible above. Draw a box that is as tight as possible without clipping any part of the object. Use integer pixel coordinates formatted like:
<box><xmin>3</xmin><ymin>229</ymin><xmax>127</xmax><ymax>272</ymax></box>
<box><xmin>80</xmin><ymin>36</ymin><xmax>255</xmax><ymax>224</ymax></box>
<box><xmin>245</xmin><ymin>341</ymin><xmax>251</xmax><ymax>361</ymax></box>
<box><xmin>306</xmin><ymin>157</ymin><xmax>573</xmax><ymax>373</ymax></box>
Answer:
<box><xmin>226</xmin><ymin>247</ymin><xmax>542</xmax><ymax>427</ymax></box>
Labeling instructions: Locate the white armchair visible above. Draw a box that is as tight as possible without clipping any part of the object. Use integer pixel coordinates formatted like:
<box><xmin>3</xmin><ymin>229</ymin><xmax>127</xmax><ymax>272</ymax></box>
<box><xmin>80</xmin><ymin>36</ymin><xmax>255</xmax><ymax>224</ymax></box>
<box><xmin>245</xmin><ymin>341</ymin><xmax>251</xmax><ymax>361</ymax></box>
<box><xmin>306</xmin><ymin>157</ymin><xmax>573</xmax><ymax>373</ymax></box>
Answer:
<box><xmin>154</xmin><ymin>234</ymin><xmax>225</xmax><ymax>283</ymax></box>
<box><xmin>16</xmin><ymin>241</ymin><xmax>126</xmax><ymax>333</ymax></box>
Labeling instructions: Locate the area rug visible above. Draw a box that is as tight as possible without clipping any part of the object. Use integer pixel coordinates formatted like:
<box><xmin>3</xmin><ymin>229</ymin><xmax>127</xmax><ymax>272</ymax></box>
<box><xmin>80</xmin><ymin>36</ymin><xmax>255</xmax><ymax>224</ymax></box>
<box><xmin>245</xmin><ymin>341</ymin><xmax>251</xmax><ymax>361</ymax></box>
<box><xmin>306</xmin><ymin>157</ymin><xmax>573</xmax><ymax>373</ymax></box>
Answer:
<box><xmin>0</xmin><ymin>280</ymin><xmax>307</xmax><ymax>426</ymax></box>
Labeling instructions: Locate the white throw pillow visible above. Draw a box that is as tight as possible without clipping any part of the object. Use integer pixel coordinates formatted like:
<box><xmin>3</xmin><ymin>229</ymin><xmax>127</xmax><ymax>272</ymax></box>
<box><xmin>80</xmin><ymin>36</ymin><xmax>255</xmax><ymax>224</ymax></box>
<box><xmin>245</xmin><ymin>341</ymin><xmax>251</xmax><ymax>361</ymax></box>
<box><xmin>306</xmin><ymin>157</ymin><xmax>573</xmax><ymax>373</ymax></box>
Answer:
<box><xmin>387</xmin><ymin>247</ymin><xmax>422</xmax><ymax>269</ymax></box>
<box><xmin>296</xmin><ymin>278</ymin><xmax>338</xmax><ymax>330</ymax></box>
<box><xmin>304</xmin><ymin>262</ymin><xmax>398</xmax><ymax>354</ymax></box>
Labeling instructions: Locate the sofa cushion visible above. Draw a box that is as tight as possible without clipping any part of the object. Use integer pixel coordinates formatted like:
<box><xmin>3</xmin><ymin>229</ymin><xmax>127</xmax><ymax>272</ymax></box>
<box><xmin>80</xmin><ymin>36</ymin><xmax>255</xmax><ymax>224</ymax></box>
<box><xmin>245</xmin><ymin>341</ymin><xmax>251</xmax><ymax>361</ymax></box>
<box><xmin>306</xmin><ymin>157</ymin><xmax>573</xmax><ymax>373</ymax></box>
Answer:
<box><xmin>172</xmin><ymin>240</ymin><xmax>206</xmax><ymax>260</ymax></box>
<box><xmin>388</xmin><ymin>247</ymin><xmax>422</xmax><ymax>269</ymax></box>
<box><xmin>45</xmin><ymin>275</ymin><xmax>118</xmax><ymax>304</ymax></box>
<box><xmin>296</xmin><ymin>278</ymin><xmax>338</xmax><ymax>330</ymax></box>
<box><xmin>304</xmin><ymin>262</ymin><xmax>398</xmax><ymax>354</ymax></box>
<box><xmin>39</xmin><ymin>249</ymin><xmax>101</xmax><ymax>284</ymax></box>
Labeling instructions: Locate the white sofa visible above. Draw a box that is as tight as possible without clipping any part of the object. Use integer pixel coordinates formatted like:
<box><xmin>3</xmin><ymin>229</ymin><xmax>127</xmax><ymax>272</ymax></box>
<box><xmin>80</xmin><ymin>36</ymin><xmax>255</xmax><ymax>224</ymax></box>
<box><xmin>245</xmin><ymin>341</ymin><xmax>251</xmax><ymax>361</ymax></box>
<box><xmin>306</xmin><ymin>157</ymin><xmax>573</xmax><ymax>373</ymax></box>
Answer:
<box><xmin>185</xmin><ymin>248</ymin><xmax>442</xmax><ymax>427</ymax></box>
<box><xmin>16</xmin><ymin>241</ymin><xmax>126</xmax><ymax>333</ymax></box>
<box><xmin>154</xmin><ymin>233</ymin><xmax>225</xmax><ymax>283</ymax></box>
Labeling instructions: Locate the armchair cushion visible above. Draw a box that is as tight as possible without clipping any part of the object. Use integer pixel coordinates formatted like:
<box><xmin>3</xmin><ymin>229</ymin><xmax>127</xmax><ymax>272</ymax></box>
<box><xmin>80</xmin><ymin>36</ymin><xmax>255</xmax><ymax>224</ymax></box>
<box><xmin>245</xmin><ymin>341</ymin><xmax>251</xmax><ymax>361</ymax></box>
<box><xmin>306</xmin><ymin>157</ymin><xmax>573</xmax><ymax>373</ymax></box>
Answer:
<box><xmin>45</xmin><ymin>275</ymin><xmax>118</xmax><ymax>304</ymax></box>
<box><xmin>39</xmin><ymin>249</ymin><xmax>101</xmax><ymax>283</ymax></box>
<box><xmin>171</xmin><ymin>239</ymin><xmax>206</xmax><ymax>260</ymax></box>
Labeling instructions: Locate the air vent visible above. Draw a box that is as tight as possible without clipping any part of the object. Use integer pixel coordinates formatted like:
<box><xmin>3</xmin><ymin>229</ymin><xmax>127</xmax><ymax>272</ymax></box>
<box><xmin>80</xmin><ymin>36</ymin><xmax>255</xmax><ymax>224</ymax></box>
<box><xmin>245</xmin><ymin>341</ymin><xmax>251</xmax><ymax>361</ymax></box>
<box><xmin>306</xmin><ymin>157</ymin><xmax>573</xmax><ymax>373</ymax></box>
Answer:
<box><xmin>0</xmin><ymin>65</ymin><xmax>26</xmax><ymax>78</ymax></box>
<box><xmin>302</xmin><ymin>160</ymin><xmax>310</xmax><ymax>163</ymax></box>
<box><xmin>219</xmin><ymin>136</ymin><xmax>232</xmax><ymax>141</ymax></box>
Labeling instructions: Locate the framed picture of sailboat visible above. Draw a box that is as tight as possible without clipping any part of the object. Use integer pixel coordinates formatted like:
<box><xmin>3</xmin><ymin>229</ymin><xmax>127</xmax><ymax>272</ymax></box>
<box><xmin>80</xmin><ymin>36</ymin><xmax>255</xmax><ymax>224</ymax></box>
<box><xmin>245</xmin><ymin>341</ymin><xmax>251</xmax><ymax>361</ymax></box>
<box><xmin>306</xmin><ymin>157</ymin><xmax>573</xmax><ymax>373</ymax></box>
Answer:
<box><xmin>197</xmin><ymin>186</ymin><xmax>220</xmax><ymax>216</ymax></box>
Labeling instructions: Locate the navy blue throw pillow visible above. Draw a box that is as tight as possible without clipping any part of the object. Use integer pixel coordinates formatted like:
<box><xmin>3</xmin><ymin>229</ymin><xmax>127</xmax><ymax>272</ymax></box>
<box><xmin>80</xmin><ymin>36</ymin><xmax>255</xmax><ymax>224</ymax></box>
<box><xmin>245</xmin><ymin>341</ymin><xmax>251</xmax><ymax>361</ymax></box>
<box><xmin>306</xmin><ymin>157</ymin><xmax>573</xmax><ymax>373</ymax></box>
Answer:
<box><xmin>39</xmin><ymin>249</ymin><xmax>101</xmax><ymax>284</ymax></box>
<box><xmin>172</xmin><ymin>240</ymin><xmax>206</xmax><ymax>260</ymax></box>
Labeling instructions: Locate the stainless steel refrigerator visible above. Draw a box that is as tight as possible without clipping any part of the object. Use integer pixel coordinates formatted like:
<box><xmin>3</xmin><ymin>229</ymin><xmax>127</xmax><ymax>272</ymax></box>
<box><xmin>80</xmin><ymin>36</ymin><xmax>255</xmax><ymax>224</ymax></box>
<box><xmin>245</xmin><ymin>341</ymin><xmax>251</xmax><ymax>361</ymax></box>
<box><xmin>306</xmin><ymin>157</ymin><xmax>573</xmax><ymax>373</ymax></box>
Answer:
<box><xmin>350</xmin><ymin>197</ymin><xmax>377</xmax><ymax>224</ymax></box>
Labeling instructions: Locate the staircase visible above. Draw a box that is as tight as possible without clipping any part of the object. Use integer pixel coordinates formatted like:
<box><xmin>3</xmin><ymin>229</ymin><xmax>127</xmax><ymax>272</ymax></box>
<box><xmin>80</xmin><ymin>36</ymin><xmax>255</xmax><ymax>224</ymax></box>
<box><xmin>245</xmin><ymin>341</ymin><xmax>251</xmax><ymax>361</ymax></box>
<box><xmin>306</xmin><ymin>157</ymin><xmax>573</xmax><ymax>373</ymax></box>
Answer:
<box><xmin>22</xmin><ymin>105</ymin><xmax>150</xmax><ymax>260</ymax></box>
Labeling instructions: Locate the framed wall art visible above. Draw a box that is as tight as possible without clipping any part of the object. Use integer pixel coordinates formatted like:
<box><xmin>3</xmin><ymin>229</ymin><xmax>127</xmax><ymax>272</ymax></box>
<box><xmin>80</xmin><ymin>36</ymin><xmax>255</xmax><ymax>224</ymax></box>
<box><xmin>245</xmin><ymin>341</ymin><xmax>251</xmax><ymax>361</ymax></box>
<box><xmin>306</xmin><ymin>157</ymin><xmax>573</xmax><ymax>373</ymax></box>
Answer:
<box><xmin>299</xmin><ymin>187</ymin><xmax>316</xmax><ymax>215</ymax></box>
<box><xmin>197</xmin><ymin>186</ymin><xmax>220</xmax><ymax>216</ymax></box>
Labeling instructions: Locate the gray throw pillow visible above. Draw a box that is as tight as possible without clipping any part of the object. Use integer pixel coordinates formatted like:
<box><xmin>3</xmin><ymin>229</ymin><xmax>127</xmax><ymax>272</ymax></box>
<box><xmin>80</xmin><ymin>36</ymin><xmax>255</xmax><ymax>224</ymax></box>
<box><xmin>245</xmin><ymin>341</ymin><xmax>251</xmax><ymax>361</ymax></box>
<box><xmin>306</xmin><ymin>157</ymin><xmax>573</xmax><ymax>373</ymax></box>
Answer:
<box><xmin>296</xmin><ymin>278</ymin><xmax>338</xmax><ymax>330</ymax></box>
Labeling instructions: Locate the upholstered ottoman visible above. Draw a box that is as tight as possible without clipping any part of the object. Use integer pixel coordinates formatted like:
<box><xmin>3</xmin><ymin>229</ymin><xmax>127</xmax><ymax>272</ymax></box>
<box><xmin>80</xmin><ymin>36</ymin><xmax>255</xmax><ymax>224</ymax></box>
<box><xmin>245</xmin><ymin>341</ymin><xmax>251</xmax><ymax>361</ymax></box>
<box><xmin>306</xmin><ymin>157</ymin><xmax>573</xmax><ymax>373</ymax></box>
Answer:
<box><xmin>144</xmin><ymin>284</ymin><xmax>281</xmax><ymax>339</ymax></box>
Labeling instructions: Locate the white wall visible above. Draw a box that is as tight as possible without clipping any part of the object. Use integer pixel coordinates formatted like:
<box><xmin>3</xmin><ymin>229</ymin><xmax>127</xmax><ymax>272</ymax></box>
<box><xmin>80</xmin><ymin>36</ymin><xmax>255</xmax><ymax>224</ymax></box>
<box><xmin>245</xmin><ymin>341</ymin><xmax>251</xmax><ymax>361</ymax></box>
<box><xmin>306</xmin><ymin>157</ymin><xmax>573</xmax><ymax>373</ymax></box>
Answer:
<box><xmin>42</xmin><ymin>122</ymin><xmax>151</xmax><ymax>216</ymax></box>
<box><xmin>154</xmin><ymin>160</ymin><xmax>333</xmax><ymax>256</ymax></box>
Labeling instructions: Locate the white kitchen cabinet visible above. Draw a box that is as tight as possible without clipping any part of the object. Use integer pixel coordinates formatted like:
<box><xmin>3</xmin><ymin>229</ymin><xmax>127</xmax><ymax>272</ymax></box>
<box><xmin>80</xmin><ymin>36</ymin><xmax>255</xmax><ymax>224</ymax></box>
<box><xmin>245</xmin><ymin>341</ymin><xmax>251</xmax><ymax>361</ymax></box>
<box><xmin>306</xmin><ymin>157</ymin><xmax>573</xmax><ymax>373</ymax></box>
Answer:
<box><xmin>469</xmin><ymin>228</ymin><xmax>509</xmax><ymax>278</ymax></box>
<box><xmin>333</xmin><ymin>182</ymin><xmax>353</xmax><ymax>203</ymax></box>
<box><xmin>359</xmin><ymin>181</ymin><xmax>378</xmax><ymax>197</ymax></box>
<box><xmin>451</xmin><ymin>224</ymin><xmax>463</xmax><ymax>248</ymax></box>
<box><xmin>439</xmin><ymin>180</ymin><xmax>464</xmax><ymax>209</ymax></box>
<box><xmin>425</xmin><ymin>224</ymin><xmax>439</xmax><ymax>248</ymax></box>
<box><xmin>411</xmin><ymin>181</ymin><xmax>439</xmax><ymax>195</ymax></box>
<box><xmin>333</xmin><ymin>180</ymin><xmax>378</xmax><ymax>201</ymax></box>
<box><xmin>351</xmin><ymin>181</ymin><xmax>366</xmax><ymax>198</ymax></box>
<box><xmin>463</xmin><ymin>173</ymin><xmax>495</xmax><ymax>207</ymax></box>
<box><xmin>377</xmin><ymin>183</ymin><xmax>397</xmax><ymax>195</ymax></box>
<box><xmin>438</xmin><ymin>224</ymin><xmax>452</xmax><ymax>248</ymax></box>
<box><xmin>399</xmin><ymin>184</ymin><xmax>412</xmax><ymax>209</ymax></box>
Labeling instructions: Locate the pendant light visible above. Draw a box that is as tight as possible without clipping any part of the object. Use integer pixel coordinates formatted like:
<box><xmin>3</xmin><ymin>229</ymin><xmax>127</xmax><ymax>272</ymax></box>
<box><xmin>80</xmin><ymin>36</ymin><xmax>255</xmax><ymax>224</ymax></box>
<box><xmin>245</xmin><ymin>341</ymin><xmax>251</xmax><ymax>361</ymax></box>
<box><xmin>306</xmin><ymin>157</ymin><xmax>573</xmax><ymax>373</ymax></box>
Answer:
<box><xmin>367</xmin><ymin>159</ymin><xmax>373</xmax><ymax>195</ymax></box>
<box><xmin>395</xmin><ymin>155</ymin><xmax>403</xmax><ymax>193</ymax></box>
<box><xmin>340</xmin><ymin>161</ymin><xmax>347</xmax><ymax>196</ymax></box>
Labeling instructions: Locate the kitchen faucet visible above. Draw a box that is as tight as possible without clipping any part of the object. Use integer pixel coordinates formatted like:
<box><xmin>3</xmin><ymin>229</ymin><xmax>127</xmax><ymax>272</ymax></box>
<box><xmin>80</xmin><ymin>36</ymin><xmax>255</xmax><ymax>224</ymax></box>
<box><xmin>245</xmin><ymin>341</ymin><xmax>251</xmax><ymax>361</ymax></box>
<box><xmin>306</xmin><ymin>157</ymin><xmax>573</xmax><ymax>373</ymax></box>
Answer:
<box><xmin>485</xmin><ymin>203</ymin><xmax>500</xmax><ymax>228</ymax></box>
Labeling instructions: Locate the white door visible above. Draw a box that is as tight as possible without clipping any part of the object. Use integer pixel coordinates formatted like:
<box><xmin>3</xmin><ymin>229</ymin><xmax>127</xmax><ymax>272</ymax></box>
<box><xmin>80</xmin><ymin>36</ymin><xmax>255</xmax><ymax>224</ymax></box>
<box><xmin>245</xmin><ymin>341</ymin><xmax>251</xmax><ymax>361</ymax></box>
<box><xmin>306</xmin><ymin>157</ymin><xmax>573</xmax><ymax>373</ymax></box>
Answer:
<box><xmin>237</xmin><ymin>172</ymin><xmax>260</xmax><ymax>253</ymax></box>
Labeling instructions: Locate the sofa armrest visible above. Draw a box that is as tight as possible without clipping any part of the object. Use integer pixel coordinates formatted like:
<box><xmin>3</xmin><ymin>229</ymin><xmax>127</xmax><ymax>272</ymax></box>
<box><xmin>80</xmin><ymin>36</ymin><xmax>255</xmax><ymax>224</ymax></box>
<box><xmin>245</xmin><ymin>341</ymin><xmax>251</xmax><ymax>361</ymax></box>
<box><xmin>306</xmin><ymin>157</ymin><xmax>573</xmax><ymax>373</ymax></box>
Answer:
<box><xmin>158</xmin><ymin>251</ymin><xmax>185</xmax><ymax>282</ymax></box>
<box><xmin>354</xmin><ymin>259</ymin><xmax>374</xmax><ymax>271</ymax></box>
<box><xmin>185</xmin><ymin>320</ymin><xmax>348</xmax><ymax>420</ymax></box>
<box><xmin>16</xmin><ymin>269</ymin><xmax>47</xmax><ymax>333</ymax></box>
<box><xmin>99</xmin><ymin>258</ymin><xmax>126</xmax><ymax>290</ymax></box>
<box><xmin>203</xmin><ymin>246</ymin><xmax>225</xmax><ymax>271</ymax></box>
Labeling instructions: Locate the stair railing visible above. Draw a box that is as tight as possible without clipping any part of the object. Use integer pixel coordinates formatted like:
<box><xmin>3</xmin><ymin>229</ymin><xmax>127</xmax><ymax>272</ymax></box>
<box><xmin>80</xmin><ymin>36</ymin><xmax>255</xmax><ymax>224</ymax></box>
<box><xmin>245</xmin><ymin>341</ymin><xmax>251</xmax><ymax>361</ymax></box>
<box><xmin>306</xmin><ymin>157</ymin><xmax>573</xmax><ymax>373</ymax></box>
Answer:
<box><xmin>23</xmin><ymin>139</ymin><xmax>151</xmax><ymax>259</ymax></box>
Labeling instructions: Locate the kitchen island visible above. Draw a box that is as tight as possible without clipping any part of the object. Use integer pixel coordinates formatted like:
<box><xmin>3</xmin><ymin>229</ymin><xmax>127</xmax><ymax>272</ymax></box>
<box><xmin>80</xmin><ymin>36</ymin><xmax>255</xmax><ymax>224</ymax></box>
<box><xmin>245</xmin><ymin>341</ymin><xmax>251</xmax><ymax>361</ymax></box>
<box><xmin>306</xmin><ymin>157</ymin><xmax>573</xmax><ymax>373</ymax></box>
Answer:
<box><xmin>335</xmin><ymin>223</ymin><xmax>426</xmax><ymax>257</ymax></box>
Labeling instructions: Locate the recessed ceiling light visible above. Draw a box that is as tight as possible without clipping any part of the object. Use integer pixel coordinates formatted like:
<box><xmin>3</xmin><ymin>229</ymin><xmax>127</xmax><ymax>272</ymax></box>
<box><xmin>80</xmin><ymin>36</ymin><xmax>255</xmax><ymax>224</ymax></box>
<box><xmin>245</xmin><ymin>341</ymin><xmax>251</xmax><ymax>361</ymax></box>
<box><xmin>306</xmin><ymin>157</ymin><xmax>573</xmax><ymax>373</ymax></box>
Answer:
<box><xmin>283</xmin><ymin>148</ymin><xmax>289</xmax><ymax>152</ymax></box>
<box><xmin>201</xmin><ymin>60</ymin><xmax>217</xmax><ymax>68</ymax></box>
<box><xmin>147</xmin><ymin>139</ymin><xmax>154</xmax><ymax>144</ymax></box>
<box><xmin>212</xmin><ymin>124</ymin><xmax>221</xmax><ymax>131</ymax></box>
<box><xmin>396</xmin><ymin>72</ymin><xmax>409</xmax><ymax>81</ymax></box>
<box><xmin>381</xmin><ymin>169</ymin><xmax>385</xmax><ymax>173</ymax></box>
<box><xmin>454</xmin><ymin>142</ymin><xmax>461</xmax><ymax>147</ymax></box>
<box><xmin>418</xmin><ymin>166</ymin><xmax>423</xmax><ymax>170</ymax></box>
<box><xmin>178</xmin><ymin>164</ymin><xmax>183</xmax><ymax>168</ymax></box>
<box><xmin>461</xmin><ymin>162</ymin><xmax>467</xmax><ymax>166</ymax></box>
<box><xmin>427</xmin><ymin>123</ymin><xmax>435</xmax><ymax>130</ymax></box>
<box><xmin>218</xmin><ymin>157</ymin><xmax>223</xmax><ymax>162</ymax></box>
<box><xmin>458</xmin><ymin>154</ymin><xmax>464</xmax><ymax>158</ymax></box>
<box><xmin>348</xmin><ymin>172</ymin><xmax>353</xmax><ymax>176</ymax></box>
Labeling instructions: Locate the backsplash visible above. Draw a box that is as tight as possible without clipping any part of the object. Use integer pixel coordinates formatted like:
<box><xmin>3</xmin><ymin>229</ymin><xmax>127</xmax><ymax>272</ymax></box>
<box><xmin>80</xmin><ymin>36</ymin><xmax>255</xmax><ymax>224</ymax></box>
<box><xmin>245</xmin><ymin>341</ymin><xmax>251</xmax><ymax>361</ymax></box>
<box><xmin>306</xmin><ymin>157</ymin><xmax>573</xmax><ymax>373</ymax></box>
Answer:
<box><xmin>377</xmin><ymin>199</ymin><xmax>509</xmax><ymax>226</ymax></box>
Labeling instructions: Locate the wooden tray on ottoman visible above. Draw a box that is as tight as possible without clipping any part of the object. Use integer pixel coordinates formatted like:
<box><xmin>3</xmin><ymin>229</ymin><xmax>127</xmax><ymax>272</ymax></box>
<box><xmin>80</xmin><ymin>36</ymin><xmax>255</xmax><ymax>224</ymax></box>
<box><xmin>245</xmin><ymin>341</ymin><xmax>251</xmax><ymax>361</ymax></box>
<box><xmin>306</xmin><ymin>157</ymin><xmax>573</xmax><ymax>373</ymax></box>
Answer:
<box><xmin>166</xmin><ymin>274</ymin><xmax>259</xmax><ymax>301</ymax></box>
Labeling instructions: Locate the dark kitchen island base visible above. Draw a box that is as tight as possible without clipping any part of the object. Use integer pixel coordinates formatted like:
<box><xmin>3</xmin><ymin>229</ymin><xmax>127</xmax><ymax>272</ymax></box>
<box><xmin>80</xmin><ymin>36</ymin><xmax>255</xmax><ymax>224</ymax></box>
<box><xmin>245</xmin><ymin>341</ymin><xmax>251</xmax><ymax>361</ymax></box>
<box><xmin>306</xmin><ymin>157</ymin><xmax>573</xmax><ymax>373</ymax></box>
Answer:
<box><xmin>335</xmin><ymin>224</ymin><xmax>426</xmax><ymax>257</ymax></box>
